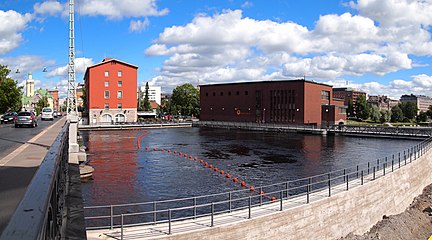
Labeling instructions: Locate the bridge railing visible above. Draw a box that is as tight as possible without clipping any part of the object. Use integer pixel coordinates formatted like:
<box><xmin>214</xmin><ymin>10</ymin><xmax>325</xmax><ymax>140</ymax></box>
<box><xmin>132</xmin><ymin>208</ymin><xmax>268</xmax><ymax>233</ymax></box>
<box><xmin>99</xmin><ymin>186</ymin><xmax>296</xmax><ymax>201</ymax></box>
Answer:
<box><xmin>84</xmin><ymin>136</ymin><xmax>432</xmax><ymax>237</ymax></box>
<box><xmin>329</xmin><ymin>125</ymin><xmax>432</xmax><ymax>137</ymax></box>
<box><xmin>194</xmin><ymin>121</ymin><xmax>319</xmax><ymax>130</ymax></box>
<box><xmin>0</xmin><ymin>122</ymin><xmax>70</xmax><ymax>240</ymax></box>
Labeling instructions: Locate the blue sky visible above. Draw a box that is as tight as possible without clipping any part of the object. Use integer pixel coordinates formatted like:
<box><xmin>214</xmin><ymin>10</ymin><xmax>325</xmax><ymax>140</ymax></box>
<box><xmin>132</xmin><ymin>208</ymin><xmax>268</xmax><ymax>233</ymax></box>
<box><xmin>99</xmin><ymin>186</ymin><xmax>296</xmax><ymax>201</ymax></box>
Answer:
<box><xmin>1</xmin><ymin>0</ymin><xmax>432</xmax><ymax>99</ymax></box>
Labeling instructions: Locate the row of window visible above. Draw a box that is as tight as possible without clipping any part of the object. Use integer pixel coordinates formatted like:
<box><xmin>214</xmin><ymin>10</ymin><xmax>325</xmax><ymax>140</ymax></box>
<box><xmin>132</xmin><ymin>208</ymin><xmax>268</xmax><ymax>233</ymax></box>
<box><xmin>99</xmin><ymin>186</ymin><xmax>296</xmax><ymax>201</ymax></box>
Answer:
<box><xmin>104</xmin><ymin>90</ymin><xmax>123</xmax><ymax>99</ymax></box>
<box><xmin>104</xmin><ymin>103</ymin><xmax>123</xmax><ymax>109</ymax></box>
<box><xmin>104</xmin><ymin>70</ymin><xmax>122</xmax><ymax>77</ymax></box>
<box><xmin>205</xmin><ymin>91</ymin><xmax>249</xmax><ymax>97</ymax></box>
<box><xmin>105</xmin><ymin>81</ymin><xmax>123</xmax><ymax>87</ymax></box>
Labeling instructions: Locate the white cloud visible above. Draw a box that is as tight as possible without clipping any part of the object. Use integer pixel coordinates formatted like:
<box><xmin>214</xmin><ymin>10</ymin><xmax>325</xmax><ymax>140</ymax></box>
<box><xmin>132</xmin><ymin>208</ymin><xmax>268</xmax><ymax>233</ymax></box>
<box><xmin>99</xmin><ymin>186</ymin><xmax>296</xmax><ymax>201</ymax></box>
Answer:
<box><xmin>79</xmin><ymin>0</ymin><xmax>168</xmax><ymax>19</ymax></box>
<box><xmin>45</xmin><ymin>57</ymin><xmax>95</xmax><ymax>77</ymax></box>
<box><xmin>129</xmin><ymin>18</ymin><xmax>150</xmax><ymax>32</ymax></box>
<box><xmin>0</xmin><ymin>10</ymin><xmax>32</xmax><ymax>54</ymax></box>
<box><xmin>0</xmin><ymin>56</ymin><xmax>55</xmax><ymax>79</ymax></box>
<box><xmin>241</xmin><ymin>1</ymin><xmax>254</xmax><ymax>8</ymax></box>
<box><xmin>33</xmin><ymin>1</ymin><xmax>65</xmax><ymax>16</ymax></box>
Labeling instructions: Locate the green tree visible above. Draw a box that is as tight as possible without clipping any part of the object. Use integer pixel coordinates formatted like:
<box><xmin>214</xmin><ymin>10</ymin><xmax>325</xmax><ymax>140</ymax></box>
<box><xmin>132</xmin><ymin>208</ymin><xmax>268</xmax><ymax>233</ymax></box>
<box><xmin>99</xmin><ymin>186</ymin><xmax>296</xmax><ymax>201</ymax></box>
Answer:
<box><xmin>171</xmin><ymin>83</ymin><xmax>200</xmax><ymax>117</ymax></box>
<box><xmin>347</xmin><ymin>99</ymin><xmax>354</xmax><ymax>118</ymax></box>
<box><xmin>399</xmin><ymin>102</ymin><xmax>417</xmax><ymax>121</ymax></box>
<box><xmin>355</xmin><ymin>94</ymin><xmax>370</xmax><ymax>120</ymax></box>
<box><xmin>369</xmin><ymin>105</ymin><xmax>381</xmax><ymax>122</ymax></box>
<box><xmin>416</xmin><ymin>111</ymin><xmax>428</xmax><ymax>123</ymax></box>
<box><xmin>391</xmin><ymin>105</ymin><xmax>404</xmax><ymax>122</ymax></box>
<box><xmin>143</xmin><ymin>82</ymin><xmax>152</xmax><ymax>111</ymax></box>
<box><xmin>0</xmin><ymin>65</ymin><xmax>22</xmax><ymax>113</ymax></box>
<box><xmin>35</xmin><ymin>96</ymin><xmax>49</xmax><ymax>116</ymax></box>
<box><xmin>380</xmin><ymin>110</ymin><xmax>391</xmax><ymax>123</ymax></box>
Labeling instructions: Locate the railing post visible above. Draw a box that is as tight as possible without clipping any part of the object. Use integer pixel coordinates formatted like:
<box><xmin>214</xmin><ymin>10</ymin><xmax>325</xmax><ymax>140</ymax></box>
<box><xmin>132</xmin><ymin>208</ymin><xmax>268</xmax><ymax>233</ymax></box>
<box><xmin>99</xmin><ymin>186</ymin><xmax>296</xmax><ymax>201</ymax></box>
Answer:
<box><xmin>398</xmin><ymin>152</ymin><xmax>401</xmax><ymax>168</ymax></box>
<box><xmin>168</xmin><ymin>209</ymin><xmax>172</xmax><ymax>235</ymax></box>
<box><xmin>328</xmin><ymin>173</ymin><xmax>331</xmax><ymax>197</ymax></box>
<box><xmin>121</xmin><ymin>214</ymin><xmax>124</xmax><ymax>240</ymax></box>
<box><xmin>346</xmin><ymin>173</ymin><xmax>349</xmax><ymax>190</ymax></box>
<box><xmin>280</xmin><ymin>191</ymin><xmax>283</xmax><ymax>211</ymax></box>
<box><xmin>110</xmin><ymin>205</ymin><xmax>113</xmax><ymax>230</ymax></box>
<box><xmin>383</xmin><ymin>162</ymin><xmax>386</xmax><ymax>176</ymax></box>
<box><xmin>211</xmin><ymin>203</ymin><xmax>214</xmax><ymax>227</ymax></box>
<box><xmin>377</xmin><ymin>159</ymin><xmax>380</xmax><ymax>171</ymax></box>
<box><xmin>248</xmin><ymin>196</ymin><xmax>252</xmax><ymax>219</ymax></box>
<box><xmin>193</xmin><ymin>197</ymin><xmax>197</xmax><ymax>219</ymax></box>
<box><xmin>392</xmin><ymin>160</ymin><xmax>394</xmax><ymax>172</ymax></box>
<box><xmin>367</xmin><ymin>162</ymin><xmax>370</xmax><ymax>174</ymax></box>
<box><xmin>404</xmin><ymin>150</ymin><xmax>407</xmax><ymax>165</ymax></box>
<box><xmin>361</xmin><ymin>170</ymin><xmax>364</xmax><ymax>185</ymax></box>
<box><xmin>153</xmin><ymin>201</ymin><xmax>157</xmax><ymax>224</ymax></box>
<box><xmin>343</xmin><ymin>169</ymin><xmax>346</xmax><ymax>183</ymax></box>
<box><xmin>307</xmin><ymin>178</ymin><xmax>311</xmax><ymax>203</ymax></box>
<box><xmin>228</xmin><ymin>192</ymin><xmax>232</xmax><ymax>213</ymax></box>
<box><xmin>356</xmin><ymin>165</ymin><xmax>359</xmax><ymax>179</ymax></box>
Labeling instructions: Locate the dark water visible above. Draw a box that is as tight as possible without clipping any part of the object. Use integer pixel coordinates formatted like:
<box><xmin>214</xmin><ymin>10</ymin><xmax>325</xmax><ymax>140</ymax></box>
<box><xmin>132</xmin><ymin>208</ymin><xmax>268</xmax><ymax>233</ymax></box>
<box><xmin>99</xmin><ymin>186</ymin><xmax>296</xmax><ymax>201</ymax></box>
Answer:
<box><xmin>80</xmin><ymin>127</ymin><xmax>419</xmax><ymax>207</ymax></box>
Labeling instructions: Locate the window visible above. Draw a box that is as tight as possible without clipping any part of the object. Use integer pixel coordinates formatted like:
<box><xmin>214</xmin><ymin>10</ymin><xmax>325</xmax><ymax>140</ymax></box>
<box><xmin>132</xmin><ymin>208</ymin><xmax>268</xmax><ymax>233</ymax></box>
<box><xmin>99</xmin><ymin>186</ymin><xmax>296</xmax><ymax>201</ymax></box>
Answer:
<box><xmin>118</xmin><ymin>103</ymin><xmax>122</xmax><ymax>109</ymax></box>
<box><xmin>245</xmin><ymin>91</ymin><xmax>249</xmax><ymax>95</ymax></box>
<box><xmin>118</xmin><ymin>71</ymin><xmax>122</xmax><ymax>77</ymax></box>
<box><xmin>236</xmin><ymin>91</ymin><xmax>240</xmax><ymax>95</ymax></box>
<box><xmin>101</xmin><ymin>114</ymin><xmax>112</xmax><ymax>123</ymax></box>
<box><xmin>117</xmin><ymin>91</ymin><xmax>123</xmax><ymax>99</ymax></box>
<box><xmin>213</xmin><ymin>92</ymin><xmax>216</xmax><ymax>96</ymax></box>
<box><xmin>105</xmin><ymin>81</ymin><xmax>109</xmax><ymax>87</ymax></box>
<box><xmin>206</xmin><ymin>92</ymin><xmax>209</xmax><ymax>97</ymax></box>
<box><xmin>104</xmin><ymin>103</ymin><xmax>109</xmax><ymax>109</ymax></box>
<box><xmin>228</xmin><ymin>91</ymin><xmax>231</xmax><ymax>96</ymax></box>
<box><xmin>118</xmin><ymin>81</ymin><xmax>122</xmax><ymax>87</ymax></box>
<box><xmin>220</xmin><ymin>92</ymin><xmax>223</xmax><ymax>96</ymax></box>
<box><xmin>104</xmin><ymin>90</ymin><xmax>110</xmax><ymax>99</ymax></box>
<box><xmin>115</xmin><ymin>114</ymin><xmax>125</xmax><ymax>122</ymax></box>
<box><xmin>321</xmin><ymin>90</ymin><xmax>330</xmax><ymax>100</ymax></box>
<box><xmin>104</xmin><ymin>71</ymin><xmax>109</xmax><ymax>77</ymax></box>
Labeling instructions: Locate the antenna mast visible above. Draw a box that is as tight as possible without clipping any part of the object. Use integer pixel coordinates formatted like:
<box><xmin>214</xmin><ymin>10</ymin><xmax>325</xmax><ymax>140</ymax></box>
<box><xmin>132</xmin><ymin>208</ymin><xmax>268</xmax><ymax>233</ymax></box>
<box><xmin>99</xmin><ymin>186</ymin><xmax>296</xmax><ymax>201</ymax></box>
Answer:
<box><xmin>67</xmin><ymin>0</ymin><xmax>78</xmax><ymax>117</ymax></box>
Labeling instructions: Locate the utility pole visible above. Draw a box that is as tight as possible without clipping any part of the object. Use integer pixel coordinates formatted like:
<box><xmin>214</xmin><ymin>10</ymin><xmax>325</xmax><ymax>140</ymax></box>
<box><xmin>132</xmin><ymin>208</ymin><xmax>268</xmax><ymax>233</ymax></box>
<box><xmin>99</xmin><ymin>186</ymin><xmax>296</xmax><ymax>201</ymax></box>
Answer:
<box><xmin>67</xmin><ymin>0</ymin><xmax>78</xmax><ymax>117</ymax></box>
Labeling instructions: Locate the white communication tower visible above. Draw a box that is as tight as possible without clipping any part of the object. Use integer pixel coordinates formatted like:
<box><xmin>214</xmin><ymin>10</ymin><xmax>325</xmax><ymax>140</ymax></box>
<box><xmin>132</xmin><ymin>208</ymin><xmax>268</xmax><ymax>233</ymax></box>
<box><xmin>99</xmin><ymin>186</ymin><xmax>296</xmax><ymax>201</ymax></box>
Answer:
<box><xmin>67</xmin><ymin>0</ymin><xmax>78</xmax><ymax>117</ymax></box>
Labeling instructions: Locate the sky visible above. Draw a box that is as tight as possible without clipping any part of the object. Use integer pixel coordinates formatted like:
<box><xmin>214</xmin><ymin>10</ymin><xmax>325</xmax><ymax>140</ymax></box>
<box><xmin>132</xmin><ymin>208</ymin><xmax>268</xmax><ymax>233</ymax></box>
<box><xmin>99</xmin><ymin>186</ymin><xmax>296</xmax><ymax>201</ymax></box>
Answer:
<box><xmin>1</xmin><ymin>0</ymin><xmax>432</xmax><ymax>99</ymax></box>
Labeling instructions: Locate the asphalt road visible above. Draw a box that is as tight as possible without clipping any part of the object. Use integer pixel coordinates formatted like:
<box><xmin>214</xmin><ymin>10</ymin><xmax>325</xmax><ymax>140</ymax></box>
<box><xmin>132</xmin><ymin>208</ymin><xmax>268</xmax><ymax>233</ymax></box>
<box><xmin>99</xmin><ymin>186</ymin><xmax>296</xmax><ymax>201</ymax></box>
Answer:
<box><xmin>0</xmin><ymin>116</ymin><xmax>63</xmax><ymax>160</ymax></box>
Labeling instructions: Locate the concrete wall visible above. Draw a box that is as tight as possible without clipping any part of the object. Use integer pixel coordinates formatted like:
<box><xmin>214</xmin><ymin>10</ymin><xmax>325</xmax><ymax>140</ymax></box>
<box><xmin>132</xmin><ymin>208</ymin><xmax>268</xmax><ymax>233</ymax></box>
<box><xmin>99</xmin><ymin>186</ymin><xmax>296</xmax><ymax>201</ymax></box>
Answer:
<box><xmin>159</xmin><ymin>150</ymin><xmax>432</xmax><ymax>240</ymax></box>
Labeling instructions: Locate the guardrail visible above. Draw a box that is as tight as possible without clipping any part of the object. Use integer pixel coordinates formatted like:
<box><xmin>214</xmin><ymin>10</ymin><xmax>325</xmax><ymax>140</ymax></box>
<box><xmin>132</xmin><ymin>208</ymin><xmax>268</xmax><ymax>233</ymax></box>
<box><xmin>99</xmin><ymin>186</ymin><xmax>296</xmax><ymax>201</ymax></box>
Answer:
<box><xmin>84</xmin><ymin>135</ymin><xmax>432</xmax><ymax>239</ymax></box>
<box><xmin>194</xmin><ymin>121</ymin><xmax>323</xmax><ymax>132</ymax></box>
<box><xmin>0</xmin><ymin>122</ymin><xmax>70</xmax><ymax>240</ymax></box>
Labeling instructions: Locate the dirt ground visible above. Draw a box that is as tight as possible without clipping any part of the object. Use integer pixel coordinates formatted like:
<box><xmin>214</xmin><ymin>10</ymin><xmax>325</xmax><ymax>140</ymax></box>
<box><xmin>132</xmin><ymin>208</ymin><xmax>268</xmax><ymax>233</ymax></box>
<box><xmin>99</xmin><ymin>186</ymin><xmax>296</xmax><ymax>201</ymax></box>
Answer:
<box><xmin>341</xmin><ymin>184</ymin><xmax>432</xmax><ymax>240</ymax></box>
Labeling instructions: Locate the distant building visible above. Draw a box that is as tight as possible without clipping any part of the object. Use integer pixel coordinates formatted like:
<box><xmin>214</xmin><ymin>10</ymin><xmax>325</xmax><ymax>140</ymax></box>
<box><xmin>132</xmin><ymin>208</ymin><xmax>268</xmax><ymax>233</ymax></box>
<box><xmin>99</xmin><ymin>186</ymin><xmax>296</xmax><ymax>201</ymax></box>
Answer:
<box><xmin>25</xmin><ymin>73</ymin><xmax>35</xmax><ymax>97</ymax></box>
<box><xmin>368</xmin><ymin>95</ymin><xmax>399</xmax><ymax>111</ymax></box>
<box><xmin>48</xmin><ymin>88</ymin><xmax>59</xmax><ymax>111</ymax></box>
<box><xmin>200</xmin><ymin>79</ymin><xmax>346</xmax><ymax>127</ymax></box>
<box><xmin>332</xmin><ymin>87</ymin><xmax>367</xmax><ymax>106</ymax></box>
<box><xmin>21</xmin><ymin>73</ymin><xmax>57</xmax><ymax>112</ymax></box>
<box><xmin>76</xmin><ymin>83</ymin><xmax>84</xmax><ymax>108</ymax></box>
<box><xmin>84</xmin><ymin>58</ymin><xmax>138</xmax><ymax>124</ymax></box>
<box><xmin>400</xmin><ymin>94</ymin><xmax>432</xmax><ymax>113</ymax></box>
<box><xmin>139</xmin><ymin>85</ymin><xmax>161</xmax><ymax>105</ymax></box>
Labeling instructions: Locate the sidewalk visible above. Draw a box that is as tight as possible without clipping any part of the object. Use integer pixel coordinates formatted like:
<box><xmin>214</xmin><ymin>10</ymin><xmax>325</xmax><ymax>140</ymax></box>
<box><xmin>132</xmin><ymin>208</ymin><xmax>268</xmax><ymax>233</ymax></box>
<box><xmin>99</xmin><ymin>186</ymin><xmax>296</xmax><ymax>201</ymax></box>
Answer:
<box><xmin>0</xmin><ymin>117</ymin><xmax>67</xmax><ymax>234</ymax></box>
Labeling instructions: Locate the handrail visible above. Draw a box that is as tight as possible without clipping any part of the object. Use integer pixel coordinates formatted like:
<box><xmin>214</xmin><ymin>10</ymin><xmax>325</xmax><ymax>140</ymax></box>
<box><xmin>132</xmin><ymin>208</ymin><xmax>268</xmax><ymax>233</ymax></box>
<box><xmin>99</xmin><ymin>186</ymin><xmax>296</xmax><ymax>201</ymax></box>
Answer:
<box><xmin>1</xmin><ymin>122</ymin><xmax>70</xmax><ymax>240</ymax></box>
<box><xmin>84</xmin><ymin>136</ymin><xmax>432</xmax><ymax>234</ymax></box>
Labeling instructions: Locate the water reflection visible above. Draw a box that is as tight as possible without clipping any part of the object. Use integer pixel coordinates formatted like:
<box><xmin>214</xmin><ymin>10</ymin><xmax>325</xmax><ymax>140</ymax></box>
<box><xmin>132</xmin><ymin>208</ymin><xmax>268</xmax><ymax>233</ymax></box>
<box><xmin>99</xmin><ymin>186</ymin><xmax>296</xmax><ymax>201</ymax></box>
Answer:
<box><xmin>80</xmin><ymin>127</ymin><xmax>419</xmax><ymax>207</ymax></box>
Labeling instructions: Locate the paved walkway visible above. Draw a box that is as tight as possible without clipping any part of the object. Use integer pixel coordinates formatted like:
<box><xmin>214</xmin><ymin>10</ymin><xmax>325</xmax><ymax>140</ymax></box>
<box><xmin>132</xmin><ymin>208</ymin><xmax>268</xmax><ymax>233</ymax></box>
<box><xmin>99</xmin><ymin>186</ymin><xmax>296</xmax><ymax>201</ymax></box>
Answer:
<box><xmin>0</xmin><ymin>117</ymin><xmax>67</xmax><ymax>234</ymax></box>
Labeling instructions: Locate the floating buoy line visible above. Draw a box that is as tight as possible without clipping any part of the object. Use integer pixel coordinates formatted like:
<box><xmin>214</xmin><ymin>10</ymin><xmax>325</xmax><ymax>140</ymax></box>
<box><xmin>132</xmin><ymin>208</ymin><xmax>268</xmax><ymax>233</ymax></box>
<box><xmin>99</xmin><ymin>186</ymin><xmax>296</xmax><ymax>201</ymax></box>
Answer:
<box><xmin>144</xmin><ymin>146</ymin><xmax>277</xmax><ymax>201</ymax></box>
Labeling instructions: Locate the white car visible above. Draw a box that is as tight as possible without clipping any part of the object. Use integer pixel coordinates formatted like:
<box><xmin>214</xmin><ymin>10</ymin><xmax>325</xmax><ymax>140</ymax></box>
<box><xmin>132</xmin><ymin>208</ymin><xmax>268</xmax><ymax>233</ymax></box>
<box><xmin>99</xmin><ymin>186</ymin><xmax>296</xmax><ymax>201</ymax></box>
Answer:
<box><xmin>41</xmin><ymin>107</ymin><xmax>54</xmax><ymax>121</ymax></box>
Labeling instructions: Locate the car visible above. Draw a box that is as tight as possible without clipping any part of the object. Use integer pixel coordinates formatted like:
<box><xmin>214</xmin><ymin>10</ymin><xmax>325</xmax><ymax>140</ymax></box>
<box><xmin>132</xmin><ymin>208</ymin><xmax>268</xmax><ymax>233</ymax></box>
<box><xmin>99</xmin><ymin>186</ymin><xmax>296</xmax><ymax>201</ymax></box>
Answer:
<box><xmin>1</xmin><ymin>112</ymin><xmax>18</xmax><ymax>124</ymax></box>
<box><xmin>41</xmin><ymin>107</ymin><xmax>54</xmax><ymax>121</ymax></box>
<box><xmin>15</xmin><ymin>111</ymin><xmax>38</xmax><ymax>128</ymax></box>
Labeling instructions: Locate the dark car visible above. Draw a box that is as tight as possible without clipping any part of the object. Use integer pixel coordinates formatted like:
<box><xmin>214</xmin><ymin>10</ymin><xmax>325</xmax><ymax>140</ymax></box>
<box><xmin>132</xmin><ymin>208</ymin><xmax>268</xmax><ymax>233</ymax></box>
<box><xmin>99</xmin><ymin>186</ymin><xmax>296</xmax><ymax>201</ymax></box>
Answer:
<box><xmin>15</xmin><ymin>111</ymin><xmax>38</xmax><ymax>128</ymax></box>
<box><xmin>1</xmin><ymin>112</ymin><xmax>18</xmax><ymax>124</ymax></box>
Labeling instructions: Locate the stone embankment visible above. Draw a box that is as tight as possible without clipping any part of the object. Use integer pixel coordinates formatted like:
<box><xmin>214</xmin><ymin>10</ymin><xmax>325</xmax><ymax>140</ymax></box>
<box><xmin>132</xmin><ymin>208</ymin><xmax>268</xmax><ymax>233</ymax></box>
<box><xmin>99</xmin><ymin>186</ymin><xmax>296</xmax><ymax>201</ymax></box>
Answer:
<box><xmin>341</xmin><ymin>183</ymin><xmax>432</xmax><ymax>240</ymax></box>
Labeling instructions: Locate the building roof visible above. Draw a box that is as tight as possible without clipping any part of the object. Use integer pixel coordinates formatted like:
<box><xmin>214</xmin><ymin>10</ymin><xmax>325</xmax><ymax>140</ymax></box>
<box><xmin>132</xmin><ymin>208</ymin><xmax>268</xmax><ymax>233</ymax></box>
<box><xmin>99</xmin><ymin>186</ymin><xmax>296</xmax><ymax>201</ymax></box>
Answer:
<box><xmin>200</xmin><ymin>79</ymin><xmax>332</xmax><ymax>88</ymax></box>
<box><xmin>84</xmin><ymin>58</ymin><xmax>138</xmax><ymax>79</ymax></box>
<box><xmin>150</xmin><ymin>101</ymin><xmax>159</xmax><ymax>109</ymax></box>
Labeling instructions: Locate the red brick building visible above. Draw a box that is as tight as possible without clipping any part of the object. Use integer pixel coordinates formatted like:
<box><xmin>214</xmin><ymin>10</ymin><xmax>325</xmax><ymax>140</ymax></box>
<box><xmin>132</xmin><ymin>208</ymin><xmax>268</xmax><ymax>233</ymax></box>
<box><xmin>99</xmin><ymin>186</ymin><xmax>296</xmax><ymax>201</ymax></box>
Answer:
<box><xmin>200</xmin><ymin>80</ymin><xmax>346</xmax><ymax>127</ymax></box>
<box><xmin>84</xmin><ymin>58</ymin><xmax>138</xmax><ymax>124</ymax></box>
<box><xmin>48</xmin><ymin>88</ymin><xmax>59</xmax><ymax>111</ymax></box>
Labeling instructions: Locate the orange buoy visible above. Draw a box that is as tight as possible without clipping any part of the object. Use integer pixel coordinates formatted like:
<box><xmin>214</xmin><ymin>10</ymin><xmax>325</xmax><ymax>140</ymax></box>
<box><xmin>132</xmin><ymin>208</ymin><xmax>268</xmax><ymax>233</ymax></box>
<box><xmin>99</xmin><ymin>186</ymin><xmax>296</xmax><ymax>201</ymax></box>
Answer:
<box><xmin>161</xmin><ymin>149</ymin><xmax>165</xmax><ymax>152</ymax></box>
<box><xmin>179</xmin><ymin>152</ymin><xmax>182</xmax><ymax>155</ymax></box>
<box><xmin>209</xmin><ymin>165</ymin><xmax>213</xmax><ymax>169</ymax></box>
<box><xmin>200</xmin><ymin>160</ymin><xmax>204</xmax><ymax>164</ymax></box>
<box><xmin>249</xmin><ymin>186</ymin><xmax>255</xmax><ymax>191</ymax></box>
<box><xmin>189</xmin><ymin>156</ymin><xmax>192</xmax><ymax>159</ymax></box>
<box><xmin>174</xmin><ymin>151</ymin><xmax>177</xmax><ymax>154</ymax></box>
<box><xmin>194</xmin><ymin>157</ymin><xmax>198</xmax><ymax>160</ymax></box>
<box><xmin>205</xmin><ymin>162</ymin><xmax>209</xmax><ymax>166</ymax></box>
<box><xmin>271</xmin><ymin>197</ymin><xmax>277</xmax><ymax>201</ymax></box>
<box><xmin>153</xmin><ymin>147</ymin><xmax>157</xmax><ymax>151</ymax></box>
<box><xmin>260</xmin><ymin>191</ymin><xmax>265</xmax><ymax>195</ymax></box>
<box><xmin>145</xmin><ymin>147</ymin><xmax>149</xmax><ymax>150</ymax></box>
<box><xmin>220</xmin><ymin>170</ymin><xmax>225</xmax><ymax>174</ymax></box>
<box><xmin>232</xmin><ymin>178</ymin><xmax>238</xmax><ymax>182</ymax></box>
<box><xmin>226</xmin><ymin>173</ymin><xmax>231</xmax><ymax>178</ymax></box>
<box><xmin>184</xmin><ymin>154</ymin><xmax>187</xmax><ymax>157</ymax></box>
<box><xmin>167</xmin><ymin>150</ymin><xmax>171</xmax><ymax>153</ymax></box>
<box><xmin>241</xmin><ymin>181</ymin><xmax>246</xmax><ymax>187</ymax></box>
<box><xmin>214</xmin><ymin>168</ymin><xmax>218</xmax><ymax>172</ymax></box>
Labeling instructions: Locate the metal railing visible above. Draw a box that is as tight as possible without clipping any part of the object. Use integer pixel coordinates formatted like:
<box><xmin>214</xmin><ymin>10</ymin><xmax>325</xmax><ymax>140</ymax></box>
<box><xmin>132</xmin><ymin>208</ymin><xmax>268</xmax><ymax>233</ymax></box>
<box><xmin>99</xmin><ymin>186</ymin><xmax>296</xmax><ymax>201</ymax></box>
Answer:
<box><xmin>329</xmin><ymin>125</ymin><xmax>432</xmax><ymax>138</ymax></box>
<box><xmin>0</xmin><ymin>122</ymin><xmax>70</xmax><ymax>240</ymax></box>
<box><xmin>84</xmin><ymin>136</ymin><xmax>432</xmax><ymax>238</ymax></box>
<box><xmin>194</xmin><ymin>121</ymin><xmax>322</xmax><ymax>131</ymax></box>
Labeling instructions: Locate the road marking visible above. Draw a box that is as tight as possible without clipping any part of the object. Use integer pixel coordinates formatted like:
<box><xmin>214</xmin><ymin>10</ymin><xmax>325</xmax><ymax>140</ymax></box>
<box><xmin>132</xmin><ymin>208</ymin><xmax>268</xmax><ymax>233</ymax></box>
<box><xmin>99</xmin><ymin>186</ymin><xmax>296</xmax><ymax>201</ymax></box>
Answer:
<box><xmin>0</xmin><ymin>119</ymin><xmax>65</xmax><ymax>167</ymax></box>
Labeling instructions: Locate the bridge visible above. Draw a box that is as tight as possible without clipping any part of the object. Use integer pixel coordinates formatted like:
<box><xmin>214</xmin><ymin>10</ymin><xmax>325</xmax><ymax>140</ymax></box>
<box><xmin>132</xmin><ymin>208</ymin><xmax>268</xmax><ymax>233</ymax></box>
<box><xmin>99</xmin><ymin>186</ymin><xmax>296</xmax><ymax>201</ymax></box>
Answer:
<box><xmin>1</xmin><ymin>121</ymin><xmax>432</xmax><ymax>239</ymax></box>
<box><xmin>328</xmin><ymin>124</ymin><xmax>432</xmax><ymax>139</ymax></box>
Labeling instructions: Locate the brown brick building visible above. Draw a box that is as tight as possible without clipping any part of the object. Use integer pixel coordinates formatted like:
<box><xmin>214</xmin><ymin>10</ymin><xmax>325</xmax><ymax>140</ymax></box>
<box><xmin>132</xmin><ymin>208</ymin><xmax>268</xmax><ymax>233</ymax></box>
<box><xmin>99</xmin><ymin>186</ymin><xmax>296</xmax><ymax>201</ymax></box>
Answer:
<box><xmin>200</xmin><ymin>80</ymin><xmax>346</xmax><ymax>127</ymax></box>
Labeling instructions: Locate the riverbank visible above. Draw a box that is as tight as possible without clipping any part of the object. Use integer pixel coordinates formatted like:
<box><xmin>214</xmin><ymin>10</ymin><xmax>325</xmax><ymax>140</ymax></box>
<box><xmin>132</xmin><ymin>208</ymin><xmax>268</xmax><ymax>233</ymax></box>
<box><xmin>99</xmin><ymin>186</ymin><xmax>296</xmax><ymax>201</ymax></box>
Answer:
<box><xmin>341</xmin><ymin>183</ymin><xmax>432</xmax><ymax>240</ymax></box>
